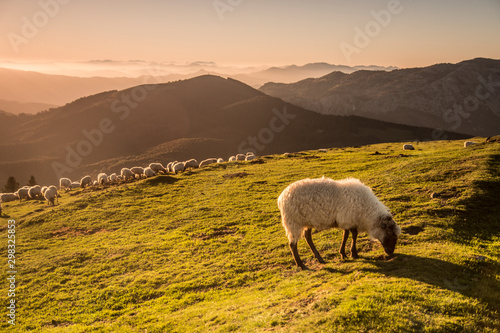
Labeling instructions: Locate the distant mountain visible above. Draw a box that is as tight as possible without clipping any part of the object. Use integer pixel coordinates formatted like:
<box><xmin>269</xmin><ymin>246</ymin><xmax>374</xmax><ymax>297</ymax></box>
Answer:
<box><xmin>260</xmin><ymin>58</ymin><xmax>500</xmax><ymax>137</ymax></box>
<box><xmin>231</xmin><ymin>63</ymin><xmax>397</xmax><ymax>87</ymax></box>
<box><xmin>0</xmin><ymin>75</ymin><xmax>466</xmax><ymax>185</ymax></box>
<box><xmin>0</xmin><ymin>99</ymin><xmax>58</xmax><ymax>115</ymax></box>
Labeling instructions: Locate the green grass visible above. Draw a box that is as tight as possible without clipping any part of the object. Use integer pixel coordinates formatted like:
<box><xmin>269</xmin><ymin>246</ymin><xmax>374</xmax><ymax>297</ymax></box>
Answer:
<box><xmin>1</xmin><ymin>138</ymin><xmax>500</xmax><ymax>332</ymax></box>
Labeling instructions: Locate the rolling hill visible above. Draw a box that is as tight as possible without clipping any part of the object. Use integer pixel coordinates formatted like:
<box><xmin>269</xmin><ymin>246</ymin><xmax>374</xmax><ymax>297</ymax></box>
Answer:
<box><xmin>1</xmin><ymin>138</ymin><xmax>499</xmax><ymax>331</ymax></box>
<box><xmin>0</xmin><ymin>75</ymin><xmax>467</xmax><ymax>186</ymax></box>
<box><xmin>260</xmin><ymin>58</ymin><xmax>500</xmax><ymax>137</ymax></box>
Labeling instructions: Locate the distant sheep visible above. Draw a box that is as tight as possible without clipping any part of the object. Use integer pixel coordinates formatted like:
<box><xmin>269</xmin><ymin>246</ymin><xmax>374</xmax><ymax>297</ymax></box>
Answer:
<box><xmin>236</xmin><ymin>154</ymin><xmax>246</xmax><ymax>161</ymax></box>
<box><xmin>144</xmin><ymin>167</ymin><xmax>156</xmax><ymax>178</ymax></box>
<box><xmin>28</xmin><ymin>185</ymin><xmax>42</xmax><ymax>199</ymax></box>
<box><xmin>93</xmin><ymin>180</ymin><xmax>98</xmax><ymax>186</ymax></box>
<box><xmin>228</xmin><ymin>156</ymin><xmax>236</xmax><ymax>162</ymax></box>
<box><xmin>199</xmin><ymin>158</ymin><xmax>218</xmax><ymax>168</ymax></box>
<box><xmin>71</xmin><ymin>181</ymin><xmax>81</xmax><ymax>189</ymax></box>
<box><xmin>98</xmin><ymin>173</ymin><xmax>109</xmax><ymax>185</ymax></box>
<box><xmin>245</xmin><ymin>155</ymin><xmax>256</xmax><ymax>161</ymax></box>
<box><xmin>44</xmin><ymin>185</ymin><xmax>58</xmax><ymax>205</ymax></box>
<box><xmin>0</xmin><ymin>193</ymin><xmax>18</xmax><ymax>203</ymax></box>
<box><xmin>167</xmin><ymin>161</ymin><xmax>177</xmax><ymax>173</ymax></box>
<box><xmin>403</xmin><ymin>144</ymin><xmax>415</xmax><ymax>150</ymax></box>
<box><xmin>184</xmin><ymin>159</ymin><xmax>199</xmax><ymax>169</ymax></box>
<box><xmin>109</xmin><ymin>173</ymin><xmax>118</xmax><ymax>183</ymax></box>
<box><xmin>278</xmin><ymin>177</ymin><xmax>401</xmax><ymax>270</ymax></box>
<box><xmin>149</xmin><ymin>163</ymin><xmax>167</xmax><ymax>174</ymax></box>
<box><xmin>318</xmin><ymin>149</ymin><xmax>328</xmax><ymax>153</ymax></box>
<box><xmin>80</xmin><ymin>175</ymin><xmax>92</xmax><ymax>188</ymax></box>
<box><xmin>130</xmin><ymin>167</ymin><xmax>145</xmax><ymax>178</ymax></box>
<box><xmin>59</xmin><ymin>178</ymin><xmax>72</xmax><ymax>190</ymax></box>
<box><xmin>121</xmin><ymin>168</ymin><xmax>134</xmax><ymax>180</ymax></box>
<box><xmin>464</xmin><ymin>141</ymin><xmax>477</xmax><ymax>147</ymax></box>
<box><xmin>16</xmin><ymin>187</ymin><xmax>30</xmax><ymax>200</ymax></box>
<box><xmin>217</xmin><ymin>158</ymin><xmax>224</xmax><ymax>163</ymax></box>
<box><xmin>172</xmin><ymin>162</ymin><xmax>185</xmax><ymax>174</ymax></box>
<box><xmin>41</xmin><ymin>186</ymin><xmax>48</xmax><ymax>195</ymax></box>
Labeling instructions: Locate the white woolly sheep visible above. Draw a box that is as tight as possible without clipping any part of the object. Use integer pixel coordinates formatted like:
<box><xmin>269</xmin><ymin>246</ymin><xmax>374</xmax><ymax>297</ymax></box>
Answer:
<box><xmin>199</xmin><ymin>158</ymin><xmax>218</xmax><ymax>168</ymax></box>
<box><xmin>318</xmin><ymin>149</ymin><xmax>328</xmax><ymax>153</ymax></box>
<box><xmin>0</xmin><ymin>193</ymin><xmax>18</xmax><ymax>203</ymax></box>
<box><xmin>217</xmin><ymin>158</ymin><xmax>224</xmax><ymax>163</ymax></box>
<box><xmin>144</xmin><ymin>167</ymin><xmax>156</xmax><ymax>178</ymax></box>
<box><xmin>130</xmin><ymin>167</ymin><xmax>145</xmax><ymax>178</ymax></box>
<box><xmin>464</xmin><ymin>141</ymin><xmax>477</xmax><ymax>147</ymax></box>
<box><xmin>403</xmin><ymin>144</ymin><xmax>415</xmax><ymax>150</ymax></box>
<box><xmin>278</xmin><ymin>177</ymin><xmax>401</xmax><ymax>270</ymax></box>
<box><xmin>149</xmin><ymin>163</ymin><xmax>167</xmax><ymax>174</ymax></box>
<box><xmin>109</xmin><ymin>173</ymin><xmax>118</xmax><ymax>182</ymax></box>
<box><xmin>184</xmin><ymin>159</ymin><xmax>199</xmax><ymax>169</ymax></box>
<box><xmin>41</xmin><ymin>186</ymin><xmax>48</xmax><ymax>195</ymax></box>
<box><xmin>228</xmin><ymin>156</ymin><xmax>236</xmax><ymax>162</ymax></box>
<box><xmin>121</xmin><ymin>168</ymin><xmax>134</xmax><ymax>180</ymax></box>
<box><xmin>59</xmin><ymin>177</ymin><xmax>72</xmax><ymax>190</ymax></box>
<box><xmin>98</xmin><ymin>173</ymin><xmax>109</xmax><ymax>185</ymax></box>
<box><xmin>80</xmin><ymin>175</ymin><xmax>92</xmax><ymax>187</ymax></box>
<box><xmin>172</xmin><ymin>162</ymin><xmax>185</xmax><ymax>174</ymax></box>
<box><xmin>28</xmin><ymin>185</ymin><xmax>42</xmax><ymax>199</ymax></box>
<box><xmin>93</xmin><ymin>180</ymin><xmax>98</xmax><ymax>186</ymax></box>
<box><xmin>44</xmin><ymin>185</ymin><xmax>58</xmax><ymax>205</ymax></box>
<box><xmin>236</xmin><ymin>154</ymin><xmax>246</xmax><ymax>161</ymax></box>
<box><xmin>245</xmin><ymin>155</ymin><xmax>256</xmax><ymax>161</ymax></box>
<box><xmin>16</xmin><ymin>187</ymin><xmax>30</xmax><ymax>200</ymax></box>
<box><xmin>167</xmin><ymin>161</ymin><xmax>177</xmax><ymax>173</ymax></box>
<box><xmin>71</xmin><ymin>181</ymin><xmax>81</xmax><ymax>189</ymax></box>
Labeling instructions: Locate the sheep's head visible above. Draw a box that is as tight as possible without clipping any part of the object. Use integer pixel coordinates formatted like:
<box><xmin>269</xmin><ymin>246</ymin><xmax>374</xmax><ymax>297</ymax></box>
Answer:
<box><xmin>374</xmin><ymin>215</ymin><xmax>401</xmax><ymax>255</ymax></box>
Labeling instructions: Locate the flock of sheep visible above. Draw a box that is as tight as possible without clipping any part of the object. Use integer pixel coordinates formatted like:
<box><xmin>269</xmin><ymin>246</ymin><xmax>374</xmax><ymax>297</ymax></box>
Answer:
<box><xmin>0</xmin><ymin>152</ymin><xmax>257</xmax><ymax>213</ymax></box>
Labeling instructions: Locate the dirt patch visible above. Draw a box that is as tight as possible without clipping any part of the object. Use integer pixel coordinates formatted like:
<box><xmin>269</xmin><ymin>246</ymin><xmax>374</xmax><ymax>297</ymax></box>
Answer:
<box><xmin>194</xmin><ymin>227</ymin><xmax>238</xmax><ymax>240</ymax></box>
<box><xmin>51</xmin><ymin>227</ymin><xmax>112</xmax><ymax>238</ymax></box>
<box><xmin>223</xmin><ymin>172</ymin><xmax>250</xmax><ymax>179</ymax></box>
<box><xmin>403</xmin><ymin>225</ymin><xmax>425</xmax><ymax>235</ymax></box>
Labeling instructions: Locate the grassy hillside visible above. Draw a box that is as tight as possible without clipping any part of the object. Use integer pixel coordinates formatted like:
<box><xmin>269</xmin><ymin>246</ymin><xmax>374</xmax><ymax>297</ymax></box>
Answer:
<box><xmin>1</xmin><ymin>138</ymin><xmax>499</xmax><ymax>332</ymax></box>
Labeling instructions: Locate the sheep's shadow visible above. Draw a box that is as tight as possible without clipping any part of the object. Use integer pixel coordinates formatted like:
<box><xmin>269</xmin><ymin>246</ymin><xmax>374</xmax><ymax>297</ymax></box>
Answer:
<box><xmin>347</xmin><ymin>253</ymin><xmax>500</xmax><ymax>313</ymax></box>
<box><xmin>143</xmin><ymin>175</ymin><xmax>179</xmax><ymax>186</ymax></box>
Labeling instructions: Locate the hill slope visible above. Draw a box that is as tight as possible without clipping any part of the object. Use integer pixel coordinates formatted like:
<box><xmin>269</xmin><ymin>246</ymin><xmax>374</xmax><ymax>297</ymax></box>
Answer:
<box><xmin>0</xmin><ymin>138</ymin><xmax>499</xmax><ymax>332</ymax></box>
<box><xmin>260</xmin><ymin>58</ymin><xmax>500</xmax><ymax>137</ymax></box>
<box><xmin>0</xmin><ymin>75</ymin><xmax>467</xmax><ymax>185</ymax></box>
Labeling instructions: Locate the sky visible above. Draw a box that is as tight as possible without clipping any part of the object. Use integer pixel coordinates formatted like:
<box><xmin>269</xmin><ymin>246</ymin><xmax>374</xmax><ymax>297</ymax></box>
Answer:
<box><xmin>0</xmin><ymin>0</ymin><xmax>499</xmax><ymax>75</ymax></box>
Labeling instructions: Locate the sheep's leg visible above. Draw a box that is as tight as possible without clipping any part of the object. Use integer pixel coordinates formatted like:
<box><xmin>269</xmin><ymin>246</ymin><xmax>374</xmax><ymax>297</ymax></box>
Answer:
<box><xmin>289</xmin><ymin>241</ymin><xmax>308</xmax><ymax>270</ymax></box>
<box><xmin>340</xmin><ymin>229</ymin><xmax>349</xmax><ymax>259</ymax></box>
<box><xmin>350</xmin><ymin>228</ymin><xmax>359</xmax><ymax>259</ymax></box>
<box><xmin>304</xmin><ymin>228</ymin><xmax>325</xmax><ymax>264</ymax></box>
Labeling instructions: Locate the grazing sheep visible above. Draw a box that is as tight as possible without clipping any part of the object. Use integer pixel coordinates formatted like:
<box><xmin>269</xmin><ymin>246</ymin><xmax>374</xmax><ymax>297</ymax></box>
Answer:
<box><xmin>44</xmin><ymin>185</ymin><xmax>58</xmax><ymax>205</ymax></box>
<box><xmin>93</xmin><ymin>180</ymin><xmax>98</xmax><ymax>186</ymax></box>
<box><xmin>15</xmin><ymin>187</ymin><xmax>30</xmax><ymax>200</ymax></box>
<box><xmin>236</xmin><ymin>154</ymin><xmax>246</xmax><ymax>161</ymax></box>
<box><xmin>245</xmin><ymin>155</ymin><xmax>256</xmax><ymax>161</ymax></box>
<box><xmin>59</xmin><ymin>177</ymin><xmax>72</xmax><ymax>190</ymax></box>
<box><xmin>144</xmin><ymin>167</ymin><xmax>156</xmax><ymax>178</ymax></box>
<box><xmin>109</xmin><ymin>173</ymin><xmax>118</xmax><ymax>183</ymax></box>
<box><xmin>172</xmin><ymin>162</ymin><xmax>185</xmax><ymax>174</ymax></box>
<box><xmin>149</xmin><ymin>163</ymin><xmax>167</xmax><ymax>174</ymax></box>
<box><xmin>318</xmin><ymin>149</ymin><xmax>328</xmax><ymax>153</ymax></box>
<box><xmin>167</xmin><ymin>161</ymin><xmax>177</xmax><ymax>173</ymax></box>
<box><xmin>121</xmin><ymin>168</ymin><xmax>134</xmax><ymax>180</ymax></box>
<box><xmin>184</xmin><ymin>159</ymin><xmax>199</xmax><ymax>169</ymax></box>
<box><xmin>80</xmin><ymin>175</ymin><xmax>92</xmax><ymax>188</ymax></box>
<box><xmin>130</xmin><ymin>167</ymin><xmax>145</xmax><ymax>178</ymax></box>
<box><xmin>278</xmin><ymin>177</ymin><xmax>401</xmax><ymax>270</ymax></box>
<box><xmin>199</xmin><ymin>158</ymin><xmax>218</xmax><ymax>168</ymax></box>
<box><xmin>0</xmin><ymin>193</ymin><xmax>18</xmax><ymax>203</ymax></box>
<box><xmin>28</xmin><ymin>185</ymin><xmax>42</xmax><ymax>199</ymax></box>
<box><xmin>71</xmin><ymin>181</ymin><xmax>81</xmax><ymax>189</ymax></box>
<box><xmin>98</xmin><ymin>173</ymin><xmax>109</xmax><ymax>185</ymax></box>
<box><xmin>228</xmin><ymin>156</ymin><xmax>236</xmax><ymax>162</ymax></box>
<box><xmin>217</xmin><ymin>158</ymin><xmax>224</xmax><ymax>163</ymax></box>
<box><xmin>41</xmin><ymin>186</ymin><xmax>48</xmax><ymax>195</ymax></box>
<box><xmin>464</xmin><ymin>141</ymin><xmax>477</xmax><ymax>147</ymax></box>
<box><xmin>403</xmin><ymin>144</ymin><xmax>415</xmax><ymax>150</ymax></box>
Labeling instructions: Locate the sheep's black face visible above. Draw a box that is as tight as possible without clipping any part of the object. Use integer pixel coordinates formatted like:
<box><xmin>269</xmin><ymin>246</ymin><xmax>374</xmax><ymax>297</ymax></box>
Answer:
<box><xmin>379</xmin><ymin>216</ymin><xmax>401</xmax><ymax>255</ymax></box>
